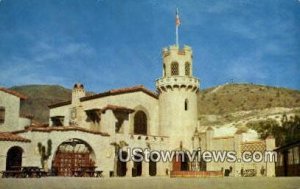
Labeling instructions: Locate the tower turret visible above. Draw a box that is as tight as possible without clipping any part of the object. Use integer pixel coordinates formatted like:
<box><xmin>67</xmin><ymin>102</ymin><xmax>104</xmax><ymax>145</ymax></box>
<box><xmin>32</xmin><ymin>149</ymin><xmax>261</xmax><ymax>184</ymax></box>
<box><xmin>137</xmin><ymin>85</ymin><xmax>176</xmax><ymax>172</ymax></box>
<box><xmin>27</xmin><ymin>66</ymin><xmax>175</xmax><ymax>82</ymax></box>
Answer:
<box><xmin>72</xmin><ymin>83</ymin><xmax>85</xmax><ymax>106</ymax></box>
<box><xmin>156</xmin><ymin>45</ymin><xmax>200</xmax><ymax>150</ymax></box>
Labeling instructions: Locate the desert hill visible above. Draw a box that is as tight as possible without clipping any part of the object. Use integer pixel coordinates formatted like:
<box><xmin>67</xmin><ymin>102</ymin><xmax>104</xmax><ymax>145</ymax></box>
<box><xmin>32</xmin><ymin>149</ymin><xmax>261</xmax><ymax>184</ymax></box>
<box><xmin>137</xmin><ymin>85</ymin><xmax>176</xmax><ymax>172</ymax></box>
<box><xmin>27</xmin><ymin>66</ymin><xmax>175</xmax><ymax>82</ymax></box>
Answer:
<box><xmin>10</xmin><ymin>83</ymin><xmax>300</xmax><ymax>124</ymax></box>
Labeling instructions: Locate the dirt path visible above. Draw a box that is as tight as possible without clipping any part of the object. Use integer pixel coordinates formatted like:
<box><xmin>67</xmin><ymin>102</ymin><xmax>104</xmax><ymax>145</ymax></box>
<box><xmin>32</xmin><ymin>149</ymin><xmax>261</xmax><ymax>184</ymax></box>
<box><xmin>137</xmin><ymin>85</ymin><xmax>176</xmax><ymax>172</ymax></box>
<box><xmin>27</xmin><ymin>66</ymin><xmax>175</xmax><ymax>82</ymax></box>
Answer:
<box><xmin>1</xmin><ymin>176</ymin><xmax>300</xmax><ymax>189</ymax></box>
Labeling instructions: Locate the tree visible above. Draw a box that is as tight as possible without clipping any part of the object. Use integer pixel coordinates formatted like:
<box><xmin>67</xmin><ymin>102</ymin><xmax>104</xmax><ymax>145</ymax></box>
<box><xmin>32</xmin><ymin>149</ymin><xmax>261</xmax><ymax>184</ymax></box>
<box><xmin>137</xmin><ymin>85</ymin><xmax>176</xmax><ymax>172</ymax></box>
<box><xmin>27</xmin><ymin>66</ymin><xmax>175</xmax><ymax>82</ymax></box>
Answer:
<box><xmin>247</xmin><ymin>114</ymin><xmax>300</xmax><ymax>146</ymax></box>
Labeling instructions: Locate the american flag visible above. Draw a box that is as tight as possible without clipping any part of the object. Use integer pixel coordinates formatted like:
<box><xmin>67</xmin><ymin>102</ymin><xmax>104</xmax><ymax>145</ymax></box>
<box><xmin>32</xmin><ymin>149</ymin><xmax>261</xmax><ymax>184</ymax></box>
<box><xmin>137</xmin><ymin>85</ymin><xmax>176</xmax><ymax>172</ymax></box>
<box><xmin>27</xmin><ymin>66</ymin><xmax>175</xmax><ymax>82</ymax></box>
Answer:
<box><xmin>176</xmin><ymin>8</ymin><xmax>180</xmax><ymax>26</ymax></box>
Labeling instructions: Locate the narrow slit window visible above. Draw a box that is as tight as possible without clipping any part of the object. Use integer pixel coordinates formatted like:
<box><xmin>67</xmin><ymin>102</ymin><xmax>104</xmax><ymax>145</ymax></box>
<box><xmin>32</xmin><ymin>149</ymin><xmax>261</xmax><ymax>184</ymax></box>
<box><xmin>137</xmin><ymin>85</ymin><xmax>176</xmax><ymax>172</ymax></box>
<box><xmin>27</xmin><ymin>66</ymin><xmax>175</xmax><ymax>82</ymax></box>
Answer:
<box><xmin>0</xmin><ymin>107</ymin><xmax>5</xmax><ymax>124</ymax></box>
<box><xmin>185</xmin><ymin>99</ymin><xmax>188</xmax><ymax>111</ymax></box>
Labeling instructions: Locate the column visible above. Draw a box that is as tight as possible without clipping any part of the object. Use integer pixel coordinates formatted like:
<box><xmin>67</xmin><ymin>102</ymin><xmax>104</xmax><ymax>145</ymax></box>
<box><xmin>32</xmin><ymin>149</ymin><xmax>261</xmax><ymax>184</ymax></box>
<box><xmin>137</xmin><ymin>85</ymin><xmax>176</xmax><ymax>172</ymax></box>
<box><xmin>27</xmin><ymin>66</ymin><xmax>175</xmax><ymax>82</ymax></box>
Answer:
<box><xmin>142</xmin><ymin>161</ymin><xmax>149</xmax><ymax>177</ymax></box>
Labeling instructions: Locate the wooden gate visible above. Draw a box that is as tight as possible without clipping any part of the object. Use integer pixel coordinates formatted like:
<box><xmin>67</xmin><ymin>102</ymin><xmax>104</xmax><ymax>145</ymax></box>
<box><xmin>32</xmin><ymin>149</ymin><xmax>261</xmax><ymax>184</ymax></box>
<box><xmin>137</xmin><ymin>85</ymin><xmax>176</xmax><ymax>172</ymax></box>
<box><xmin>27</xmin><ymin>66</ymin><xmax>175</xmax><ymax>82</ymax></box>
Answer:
<box><xmin>52</xmin><ymin>139</ymin><xmax>95</xmax><ymax>176</ymax></box>
<box><xmin>53</xmin><ymin>152</ymin><xmax>94</xmax><ymax>176</ymax></box>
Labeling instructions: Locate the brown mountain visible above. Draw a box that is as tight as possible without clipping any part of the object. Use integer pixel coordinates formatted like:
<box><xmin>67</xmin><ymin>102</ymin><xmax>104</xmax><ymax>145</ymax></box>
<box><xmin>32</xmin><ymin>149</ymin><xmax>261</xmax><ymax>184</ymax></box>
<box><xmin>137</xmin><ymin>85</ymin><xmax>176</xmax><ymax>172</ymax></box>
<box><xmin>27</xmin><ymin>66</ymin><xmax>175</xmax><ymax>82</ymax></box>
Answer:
<box><xmin>10</xmin><ymin>83</ymin><xmax>300</xmax><ymax>124</ymax></box>
<box><xmin>198</xmin><ymin>83</ymin><xmax>300</xmax><ymax>115</ymax></box>
<box><xmin>10</xmin><ymin>85</ymin><xmax>72</xmax><ymax>123</ymax></box>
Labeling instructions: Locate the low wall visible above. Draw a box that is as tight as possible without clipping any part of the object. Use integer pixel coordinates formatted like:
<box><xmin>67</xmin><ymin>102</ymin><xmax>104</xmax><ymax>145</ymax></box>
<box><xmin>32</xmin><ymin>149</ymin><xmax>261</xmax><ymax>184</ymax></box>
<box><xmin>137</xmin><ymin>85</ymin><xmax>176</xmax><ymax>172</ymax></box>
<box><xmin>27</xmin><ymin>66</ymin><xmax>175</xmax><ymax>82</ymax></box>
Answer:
<box><xmin>170</xmin><ymin>171</ymin><xmax>223</xmax><ymax>178</ymax></box>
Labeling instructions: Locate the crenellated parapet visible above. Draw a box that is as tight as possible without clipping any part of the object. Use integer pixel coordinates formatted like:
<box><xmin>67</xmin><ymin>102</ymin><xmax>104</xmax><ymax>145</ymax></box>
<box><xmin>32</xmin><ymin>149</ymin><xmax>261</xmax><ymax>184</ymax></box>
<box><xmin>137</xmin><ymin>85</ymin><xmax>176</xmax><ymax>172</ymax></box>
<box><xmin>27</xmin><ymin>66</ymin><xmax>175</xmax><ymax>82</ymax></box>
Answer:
<box><xmin>156</xmin><ymin>45</ymin><xmax>199</xmax><ymax>94</ymax></box>
<box><xmin>156</xmin><ymin>76</ymin><xmax>199</xmax><ymax>93</ymax></box>
<box><xmin>162</xmin><ymin>45</ymin><xmax>193</xmax><ymax>58</ymax></box>
<box><xmin>161</xmin><ymin>45</ymin><xmax>194</xmax><ymax>78</ymax></box>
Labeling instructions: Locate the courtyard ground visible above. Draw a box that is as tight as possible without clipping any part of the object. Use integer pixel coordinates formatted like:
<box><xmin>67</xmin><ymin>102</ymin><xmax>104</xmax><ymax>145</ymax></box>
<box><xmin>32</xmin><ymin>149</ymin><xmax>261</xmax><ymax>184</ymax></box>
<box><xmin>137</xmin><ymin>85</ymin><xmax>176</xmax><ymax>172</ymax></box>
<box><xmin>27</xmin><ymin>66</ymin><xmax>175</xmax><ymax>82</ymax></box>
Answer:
<box><xmin>0</xmin><ymin>176</ymin><xmax>300</xmax><ymax>189</ymax></box>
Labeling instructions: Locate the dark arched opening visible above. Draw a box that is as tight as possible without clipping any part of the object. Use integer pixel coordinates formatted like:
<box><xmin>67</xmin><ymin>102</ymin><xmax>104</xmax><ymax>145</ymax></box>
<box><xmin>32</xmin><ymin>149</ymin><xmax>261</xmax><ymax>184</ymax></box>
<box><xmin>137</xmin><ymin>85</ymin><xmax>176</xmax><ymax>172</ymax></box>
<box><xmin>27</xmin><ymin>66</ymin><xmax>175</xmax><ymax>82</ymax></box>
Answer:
<box><xmin>6</xmin><ymin>146</ymin><xmax>23</xmax><ymax>171</ymax></box>
<box><xmin>149</xmin><ymin>154</ymin><xmax>157</xmax><ymax>176</ymax></box>
<box><xmin>181</xmin><ymin>153</ymin><xmax>189</xmax><ymax>171</ymax></box>
<box><xmin>134</xmin><ymin>111</ymin><xmax>147</xmax><ymax>135</ymax></box>
<box><xmin>132</xmin><ymin>152</ymin><xmax>143</xmax><ymax>177</ymax></box>
<box><xmin>172</xmin><ymin>152</ymin><xmax>189</xmax><ymax>171</ymax></box>
<box><xmin>117</xmin><ymin>151</ymin><xmax>128</xmax><ymax>177</ymax></box>
<box><xmin>52</xmin><ymin>138</ymin><xmax>96</xmax><ymax>176</ymax></box>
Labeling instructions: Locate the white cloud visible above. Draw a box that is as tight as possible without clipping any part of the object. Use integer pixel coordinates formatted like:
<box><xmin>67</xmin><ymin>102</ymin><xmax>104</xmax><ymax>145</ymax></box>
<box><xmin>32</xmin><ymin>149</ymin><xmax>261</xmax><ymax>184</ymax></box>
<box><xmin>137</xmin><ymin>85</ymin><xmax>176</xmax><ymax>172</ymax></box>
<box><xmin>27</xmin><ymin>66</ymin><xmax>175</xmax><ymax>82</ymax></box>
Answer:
<box><xmin>0</xmin><ymin>41</ymin><xmax>96</xmax><ymax>87</ymax></box>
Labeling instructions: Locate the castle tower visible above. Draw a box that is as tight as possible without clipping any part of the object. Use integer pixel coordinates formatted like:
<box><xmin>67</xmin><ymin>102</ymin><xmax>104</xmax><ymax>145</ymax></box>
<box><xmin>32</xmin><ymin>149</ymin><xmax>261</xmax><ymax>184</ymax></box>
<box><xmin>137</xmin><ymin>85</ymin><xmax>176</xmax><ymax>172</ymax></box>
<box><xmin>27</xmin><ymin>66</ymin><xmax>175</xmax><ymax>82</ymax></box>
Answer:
<box><xmin>156</xmin><ymin>45</ymin><xmax>200</xmax><ymax>150</ymax></box>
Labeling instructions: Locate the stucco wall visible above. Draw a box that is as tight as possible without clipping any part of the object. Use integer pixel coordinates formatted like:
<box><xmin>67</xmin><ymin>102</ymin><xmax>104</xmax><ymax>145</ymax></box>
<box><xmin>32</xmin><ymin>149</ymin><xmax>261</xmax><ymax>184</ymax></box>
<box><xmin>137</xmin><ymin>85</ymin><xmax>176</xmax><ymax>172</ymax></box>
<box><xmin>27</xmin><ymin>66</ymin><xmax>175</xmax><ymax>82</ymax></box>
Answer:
<box><xmin>0</xmin><ymin>91</ymin><xmax>21</xmax><ymax>132</ymax></box>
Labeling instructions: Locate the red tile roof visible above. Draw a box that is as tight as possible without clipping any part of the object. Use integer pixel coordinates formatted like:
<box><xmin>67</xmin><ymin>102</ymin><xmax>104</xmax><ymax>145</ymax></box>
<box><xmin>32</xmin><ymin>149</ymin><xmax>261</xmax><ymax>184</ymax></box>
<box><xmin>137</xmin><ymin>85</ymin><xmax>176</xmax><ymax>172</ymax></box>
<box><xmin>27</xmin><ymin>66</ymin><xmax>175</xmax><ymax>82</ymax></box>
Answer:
<box><xmin>0</xmin><ymin>88</ymin><xmax>27</xmax><ymax>100</ymax></box>
<box><xmin>48</xmin><ymin>100</ymin><xmax>71</xmax><ymax>108</ymax></box>
<box><xmin>13</xmin><ymin>125</ymin><xmax>110</xmax><ymax>136</ymax></box>
<box><xmin>0</xmin><ymin>132</ymin><xmax>31</xmax><ymax>142</ymax></box>
<box><xmin>20</xmin><ymin>113</ymin><xmax>34</xmax><ymax>119</ymax></box>
<box><xmin>101</xmin><ymin>104</ymin><xmax>134</xmax><ymax>113</ymax></box>
<box><xmin>80</xmin><ymin>85</ymin><xmax>158</xmax><ymax>102</ymax></box>
<box><xmin>48</xmin><ymin>85</ymin><xmax>158</xmax><ymax>109</ymax></box>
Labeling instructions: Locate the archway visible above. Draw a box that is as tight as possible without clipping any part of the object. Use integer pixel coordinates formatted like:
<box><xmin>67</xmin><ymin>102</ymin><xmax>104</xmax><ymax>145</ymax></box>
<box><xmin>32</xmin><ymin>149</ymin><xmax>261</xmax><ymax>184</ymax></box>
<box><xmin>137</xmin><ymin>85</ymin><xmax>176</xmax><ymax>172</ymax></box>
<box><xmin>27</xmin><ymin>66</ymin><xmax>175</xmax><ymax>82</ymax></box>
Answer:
<box><xmin>149</xmin><ymin>153</ymin><xmax>157</xmax><ymax>176</ymax></box>
<box><xmin>172</xmin><ymin>152</ymin><xmax>189</xmax><ymax>171</ymax></box>
<box><xmin>134</xmin><ymin>111</ymin><xmax>147</xmax><ymax>135</ymax></box>
<box><xmin>6</xmin><ymin>146</ymin><xmax>23</xmax><ymax>171</ymax></box>
<box><xmin>117</xmin><ymin>151</ymin><xmax>128</xmax><ymax>177</ymax></box>
<box><xmin>132</xmin><ymin>152</ymin><xmax>143</xmax><ymax>177</ymax></box>
<box><xmin>52</xmin><ymin>138</ymin><xmax>96</xmax><ymax>176</ymax></box>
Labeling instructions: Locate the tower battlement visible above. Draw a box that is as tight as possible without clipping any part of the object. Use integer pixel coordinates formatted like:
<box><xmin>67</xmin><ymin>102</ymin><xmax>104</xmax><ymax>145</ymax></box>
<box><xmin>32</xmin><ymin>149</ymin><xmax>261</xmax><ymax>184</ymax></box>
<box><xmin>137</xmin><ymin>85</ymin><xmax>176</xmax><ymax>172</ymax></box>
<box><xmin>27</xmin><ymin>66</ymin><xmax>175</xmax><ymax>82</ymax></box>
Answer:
<box><xmin>162</xmin><ymin>45</ymin><xmax>192</xmax><ymax>58</ymax></box>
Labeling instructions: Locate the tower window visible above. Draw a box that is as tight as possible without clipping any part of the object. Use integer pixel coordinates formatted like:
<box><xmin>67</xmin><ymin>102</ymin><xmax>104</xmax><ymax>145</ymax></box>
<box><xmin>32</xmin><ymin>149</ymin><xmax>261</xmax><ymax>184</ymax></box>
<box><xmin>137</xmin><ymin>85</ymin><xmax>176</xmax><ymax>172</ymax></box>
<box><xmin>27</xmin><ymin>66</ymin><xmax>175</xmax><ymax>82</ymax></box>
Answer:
<box><xmin>171</xmin><ymin>62</ymin><xmax>179</xmax><ymax>76</ymax></box>
<box><xmin>163</xmin><ymin>64</ymin><xmax>166</xmax><ymax>77</ymax></box>
<box><xmin>185</xmin><ymin>62</ymin><xmax>190</xmax><ymax>76</ymax></box>
<box><xmin>184</xmin><ymin>99</ymin><xmax>188</xmax><ymax>111</ymax></box>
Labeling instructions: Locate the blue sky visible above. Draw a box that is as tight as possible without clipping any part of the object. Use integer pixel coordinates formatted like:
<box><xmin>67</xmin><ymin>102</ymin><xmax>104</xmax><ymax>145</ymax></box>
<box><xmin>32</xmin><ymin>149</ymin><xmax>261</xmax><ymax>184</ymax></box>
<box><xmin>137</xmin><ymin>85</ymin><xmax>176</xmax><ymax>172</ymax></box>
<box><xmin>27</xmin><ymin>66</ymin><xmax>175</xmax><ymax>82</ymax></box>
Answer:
<box><xmin>0</xmin><ymin>0</ymin><xmax>299</xmax><ymax>92</ymax></box>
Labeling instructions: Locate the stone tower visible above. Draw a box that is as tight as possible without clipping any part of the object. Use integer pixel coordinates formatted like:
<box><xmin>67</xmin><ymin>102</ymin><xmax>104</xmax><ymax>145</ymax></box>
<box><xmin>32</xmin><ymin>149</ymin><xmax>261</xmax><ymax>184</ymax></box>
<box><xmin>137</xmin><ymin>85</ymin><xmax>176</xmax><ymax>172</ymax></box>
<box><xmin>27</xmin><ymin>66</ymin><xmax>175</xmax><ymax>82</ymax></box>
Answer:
<box><xmin>70</xmin><ymin>83</ymin><xmax>86</xmax><ymax>125</ymax></box>
<box><xmin>72</xmin><ymin>83</ymin><xmax>85</xmax><ymax>106</ymax></box>
<box><xmin>156</xmin><ymin>45</ymin><xmax>200</xmax><ymax>150</ymax></box>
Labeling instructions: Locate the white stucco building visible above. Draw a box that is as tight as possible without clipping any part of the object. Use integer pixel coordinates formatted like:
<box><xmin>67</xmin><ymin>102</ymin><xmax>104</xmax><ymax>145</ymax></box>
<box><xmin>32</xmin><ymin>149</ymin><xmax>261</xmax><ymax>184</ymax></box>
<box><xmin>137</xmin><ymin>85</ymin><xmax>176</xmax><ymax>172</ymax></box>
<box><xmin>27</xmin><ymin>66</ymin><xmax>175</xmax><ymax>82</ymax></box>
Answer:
<box><xmin>0</xmin><ymin>44</ymin><xmax>275</xmax><ymax>178</ymax></box>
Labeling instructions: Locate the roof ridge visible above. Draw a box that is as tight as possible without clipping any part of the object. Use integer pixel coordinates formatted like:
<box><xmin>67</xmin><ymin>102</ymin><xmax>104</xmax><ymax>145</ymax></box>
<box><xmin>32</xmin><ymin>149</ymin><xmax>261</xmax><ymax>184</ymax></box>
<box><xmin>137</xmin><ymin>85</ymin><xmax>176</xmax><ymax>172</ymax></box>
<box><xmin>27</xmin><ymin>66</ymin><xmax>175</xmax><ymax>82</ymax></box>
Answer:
<box><xmin>0</xmin><ymin>87</ymin><xmax>27</xmax><ymax>99</ymax></box>
<box><xmin>80</xmin><ymin>85</ymin><xmax>158</xmax><ymax>102</ymax></box>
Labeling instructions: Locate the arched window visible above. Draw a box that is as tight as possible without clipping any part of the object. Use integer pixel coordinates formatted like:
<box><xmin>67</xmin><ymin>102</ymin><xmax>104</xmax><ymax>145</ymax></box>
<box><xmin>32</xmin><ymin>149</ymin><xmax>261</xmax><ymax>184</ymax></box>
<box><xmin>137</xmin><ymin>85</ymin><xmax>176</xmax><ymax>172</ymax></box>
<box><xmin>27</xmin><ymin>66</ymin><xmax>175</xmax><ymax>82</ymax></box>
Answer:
<box><xmin>134</xmin><ymin>111</ymin><xmax>147</xmax><ymax>135</ymax></box>
<box><xmin>163</xmin><ymin>64</ymin><xmax>166</xmax><ymax>77</ymax></box>
<box><xmin>171</xmin><ymin>62</ymin><xmax>179</xmax><ymax>76</ymax></box>
<box><xmin>185</xmin><ymin>99</ymin><xmax>188</xmax><ymax>111</ymax></box>
<box><xmin>185</xmin><ymin>62</ymin><xmax>190</xmax><ymax>76</ymax></box>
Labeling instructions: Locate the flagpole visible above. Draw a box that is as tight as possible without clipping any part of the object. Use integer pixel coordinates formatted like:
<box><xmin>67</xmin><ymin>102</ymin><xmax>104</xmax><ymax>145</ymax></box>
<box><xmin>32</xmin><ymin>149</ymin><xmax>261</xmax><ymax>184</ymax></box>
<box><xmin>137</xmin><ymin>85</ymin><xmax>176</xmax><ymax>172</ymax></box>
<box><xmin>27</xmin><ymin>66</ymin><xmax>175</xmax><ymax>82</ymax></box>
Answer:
<box><xmin>176</xmin><ymin>24</ymin><xmax>179</xmax><ymax>47</ymax></box>
<box><xmin>176</xmin><ymin>8</ymin><xmax>179</xmax><ymax>47</ymax></box>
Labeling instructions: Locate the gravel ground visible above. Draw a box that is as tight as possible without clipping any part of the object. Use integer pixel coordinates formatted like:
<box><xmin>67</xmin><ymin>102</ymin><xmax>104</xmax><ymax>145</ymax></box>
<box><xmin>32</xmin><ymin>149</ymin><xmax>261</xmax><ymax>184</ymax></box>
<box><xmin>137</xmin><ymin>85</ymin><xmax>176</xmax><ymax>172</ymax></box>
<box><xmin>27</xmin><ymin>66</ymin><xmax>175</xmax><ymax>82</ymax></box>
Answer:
<box><xmin>0</xmin><ymin>176</ymin><xmax>300</xmax><ymax>189</ymax></box>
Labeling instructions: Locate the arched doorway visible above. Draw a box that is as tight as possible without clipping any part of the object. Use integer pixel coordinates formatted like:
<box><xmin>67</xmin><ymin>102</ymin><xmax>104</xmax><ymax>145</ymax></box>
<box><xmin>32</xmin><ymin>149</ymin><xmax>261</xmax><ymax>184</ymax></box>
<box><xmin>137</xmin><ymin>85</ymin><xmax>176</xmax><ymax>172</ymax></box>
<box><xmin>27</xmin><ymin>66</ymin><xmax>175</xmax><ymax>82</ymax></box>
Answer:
<box><xmin>6</xmin><ymin>146</ymin><xmax>23</xmax><ymax>171</ymax></box>
<box><xmin>132</xmin><ymin>152</ymin><xmax>143</xmax><ymax>177</ymax></box>
<box><xmin>117</xmin><ymin>151</ymin><xmax>128</xmax><ymax>177</ymax></box>
<box><xmin>172</xmin><ymin>152</ymin><xmax>189</xmax><ymax>171</ymax></box>
<box><xmin>52</xmin><ymin>138</ymin><xmax>96</xmax><ymax>176</ymax></box>
<box><xmin>149</xmin><ymin>153</ymin><xmax>157</xmax><ymax>176</ymax></box>
<box><xmin>134</xmin><ymin>111</ymin><xmax>147</xmax><ymax>135</ymax></box>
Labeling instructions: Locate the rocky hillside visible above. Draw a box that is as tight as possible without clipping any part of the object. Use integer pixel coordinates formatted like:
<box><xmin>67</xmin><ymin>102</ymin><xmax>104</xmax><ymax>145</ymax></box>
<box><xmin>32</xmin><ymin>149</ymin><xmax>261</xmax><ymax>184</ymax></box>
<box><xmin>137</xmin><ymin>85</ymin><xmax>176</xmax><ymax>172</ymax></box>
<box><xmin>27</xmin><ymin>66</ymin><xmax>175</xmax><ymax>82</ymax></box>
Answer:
<box><xmin>10</xmin><ymin>83</ymin><xmax>300</xmax><ymax>124</ymax></box>
<box><xmin>10</xmin><ymin>85</ymin><xmax>72</xmax><ymax>123</ymax></box>
<box><xmin>198</xmin><ymin>83</ymin><xmax>300</xmax><ymax>115</ymax></box>
<box><xmin>197</xmin><ymin>83</ymin><xmax>300</xmax><ymax>127</ymax></box>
